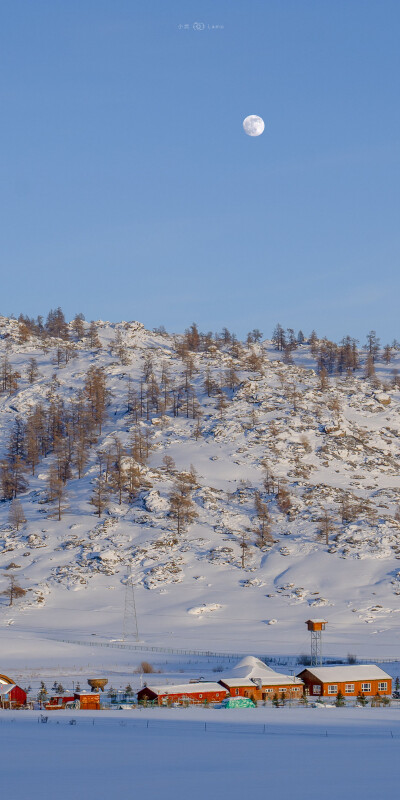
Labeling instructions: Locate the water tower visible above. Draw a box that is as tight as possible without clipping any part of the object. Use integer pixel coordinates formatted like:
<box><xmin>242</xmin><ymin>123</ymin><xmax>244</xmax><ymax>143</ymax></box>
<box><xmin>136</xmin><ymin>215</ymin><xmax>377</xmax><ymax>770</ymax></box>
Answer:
<box><xmin>305</xmin><ymin>619</ymin><xmax>327</xmax><ymax>666</ymax></box>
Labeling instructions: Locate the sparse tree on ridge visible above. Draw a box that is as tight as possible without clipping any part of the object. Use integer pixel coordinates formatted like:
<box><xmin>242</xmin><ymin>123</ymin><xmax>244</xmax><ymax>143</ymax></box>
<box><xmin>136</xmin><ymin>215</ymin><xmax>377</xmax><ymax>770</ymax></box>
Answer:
<box><xmin>90</xmin><ymin>475</ymin><xmax>110</xmax><ymax>517</ymax></box>
<box><xmin>47</xmin><ymin>465</ymin><xmax>68</xmax><ymax>521</ymax></box>
<box><xmin>318</xmin><ymin>509</ymin><xmax>334</xmax><ymax>546</ymax></box>
<box><xmin>1</xmin><ymin>574</ymin><xmax>26</xmax><ymax>606</ymax></box>
<box><xmin>8</xmin><ymin>498</ymin><xmax>26</xmax><ymax>530</ymax></box>
<box><xmin>169</xmin><ymin>471</ymin><xmax>198</xmax><ymax>535</ymax></box>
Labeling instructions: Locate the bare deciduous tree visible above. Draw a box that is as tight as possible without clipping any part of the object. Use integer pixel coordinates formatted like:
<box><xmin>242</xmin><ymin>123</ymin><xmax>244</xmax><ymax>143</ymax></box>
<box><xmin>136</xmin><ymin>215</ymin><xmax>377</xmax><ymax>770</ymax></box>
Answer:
<box><xmin>1</xmin><ymin>574</ymin><xmax>26</xmax><ymax>606</ymax></box>
<box><xmin>8</xmin><ymin>498</ymin><xmax>26</xmax><ymax>531</ymax></box>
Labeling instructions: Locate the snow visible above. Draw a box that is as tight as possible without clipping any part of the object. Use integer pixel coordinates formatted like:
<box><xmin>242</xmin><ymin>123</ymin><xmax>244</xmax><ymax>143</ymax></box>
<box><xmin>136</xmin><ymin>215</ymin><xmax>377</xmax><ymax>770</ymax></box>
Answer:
<box><xmin>0</xmin><ymin>708</ymin><xmax>399</xmax><ymax>799</ymax></box>
<box><xmin>0</xmin><ymin>683</ymin><xmax>15</xmax><ymax>695</ymax></box>
<box><xmin>143</xmin><ymin>681</ymin><xmax>225</xmax><ymax>695</ymax></box>
<box><xmin>300</xmin><ymin>664</ymin><xmax>392</xmax><ymax>682</ymax></box>
<box><xmin>1</xmin><ymin>317</ymin><xmax>400</xmax><ymax>662</ymax></box>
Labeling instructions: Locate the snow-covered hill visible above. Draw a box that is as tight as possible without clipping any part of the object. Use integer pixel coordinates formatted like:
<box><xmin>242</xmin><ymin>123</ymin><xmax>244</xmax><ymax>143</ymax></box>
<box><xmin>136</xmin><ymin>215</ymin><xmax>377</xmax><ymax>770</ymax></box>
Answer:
<box><xmin>1</xmin><ymin>315</ymin><xmax>400</xmax><ymax>659</ymax></box>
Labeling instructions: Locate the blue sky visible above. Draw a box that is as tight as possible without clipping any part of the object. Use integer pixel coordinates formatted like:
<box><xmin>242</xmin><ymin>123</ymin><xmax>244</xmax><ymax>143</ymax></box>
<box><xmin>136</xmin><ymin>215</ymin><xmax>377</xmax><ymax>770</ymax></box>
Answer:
<box><xmin>0</xmin><ymin>1</ymin><xmax>399</xmax><ymax>342</ymax></box>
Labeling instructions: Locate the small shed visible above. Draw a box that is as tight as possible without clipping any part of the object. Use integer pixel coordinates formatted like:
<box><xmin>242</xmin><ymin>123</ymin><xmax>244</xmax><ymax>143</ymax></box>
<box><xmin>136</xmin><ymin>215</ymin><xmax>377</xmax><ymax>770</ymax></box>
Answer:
<box><xmin>305</xmin><ymin>619</ymin><xmax>327</xmax><ymax>631</ymax></box>
<box><xmin>74</xmin><ymin>691</ymin><xmax>100</xmax><ymax>710</ymax></box>
<box><xmin>137</xmin><ymin>682</ymin><xmax>226</xmax><ymax>706</ymax></box>
<box><xmin>297</xmin><ymin>665</ymin><xmax>392</xmax><ymax>698</ymax></box>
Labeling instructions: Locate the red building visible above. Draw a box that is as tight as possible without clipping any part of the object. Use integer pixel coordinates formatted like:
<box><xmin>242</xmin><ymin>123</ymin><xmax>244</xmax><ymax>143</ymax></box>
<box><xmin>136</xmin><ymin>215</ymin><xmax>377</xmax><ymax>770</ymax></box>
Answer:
<box><xmin>297</xmin><ymin>665</ymin><xmax>392</xmax><ymax>698</ymax></box>
<box><xmin>138</xmin><ymin>682</ymin><xmax>227</xmax><ymax>706</ymax></box>
<box><xmin>45</xmin><ymin>693</ymin><xmax>75</xmax><ymax>710</ymax></box>
<box><xmin>0</xmin><ymin>673</ymin><xmax>27</xmax><ymax>708</ymax></box>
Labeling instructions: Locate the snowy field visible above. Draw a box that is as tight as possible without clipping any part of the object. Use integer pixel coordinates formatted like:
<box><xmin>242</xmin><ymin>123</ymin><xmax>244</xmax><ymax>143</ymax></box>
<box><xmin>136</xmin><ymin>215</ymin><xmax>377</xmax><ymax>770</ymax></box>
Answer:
<box><xmin>1</xmin><ymin>316</ymin><xmax>400</xmax><ymax>661</ymax></box>
<box><xmin>1</xmin><ymin>706</ymin><xmax>399</xmax><ymax>799</ymax></box>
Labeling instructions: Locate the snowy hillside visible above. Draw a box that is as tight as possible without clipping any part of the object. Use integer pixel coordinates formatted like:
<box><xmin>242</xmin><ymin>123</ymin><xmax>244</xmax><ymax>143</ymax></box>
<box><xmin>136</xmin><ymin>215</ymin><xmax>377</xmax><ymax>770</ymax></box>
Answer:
<box><xmin>1</xmin><ymin>314</ymin><xmax>400</xmax><ymax>659</ymax></box>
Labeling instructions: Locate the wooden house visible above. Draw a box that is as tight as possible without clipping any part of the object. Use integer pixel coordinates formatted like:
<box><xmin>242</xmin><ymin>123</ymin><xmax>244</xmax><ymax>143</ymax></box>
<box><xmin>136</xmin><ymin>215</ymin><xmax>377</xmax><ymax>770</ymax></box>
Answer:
<box><xmin>137</xmin><ymin>682</ymin><xmax>227</xmax><ymax>706</ymax></box>
<box><xmin>219</xmin><ymin>656</ymin><xmax>304</xmax><ymax>701</ymax></box>
<box><xmin>74</xmin><ymin>691</ymin><xmax>100</xmax><ymax>710</ymax></box>
<box><xmin>297</xmin><ymin>665</ymin><xmax>392</xmax><ymax>698</ymax></box>
<box><xmin>0</xmin><ymin>673</ymin><xmax>27</xmax><ymax>708</ymax></box>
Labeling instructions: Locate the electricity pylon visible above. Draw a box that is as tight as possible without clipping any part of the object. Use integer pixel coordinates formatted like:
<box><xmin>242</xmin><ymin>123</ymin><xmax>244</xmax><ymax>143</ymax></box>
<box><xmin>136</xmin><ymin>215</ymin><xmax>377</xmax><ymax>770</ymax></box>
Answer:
<box><xmin>123</xmin><ymin>569</ymin><xmax>139</xmax><ymax>642</ymax></box>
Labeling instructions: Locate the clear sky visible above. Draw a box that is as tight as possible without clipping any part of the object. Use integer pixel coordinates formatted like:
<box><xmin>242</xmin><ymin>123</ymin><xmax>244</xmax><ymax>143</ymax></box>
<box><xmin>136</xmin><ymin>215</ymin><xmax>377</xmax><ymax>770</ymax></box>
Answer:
<box><xmin>0</xmin><ymin>1</ymin><xmax>399</xmax><ymax>343</ymax></box>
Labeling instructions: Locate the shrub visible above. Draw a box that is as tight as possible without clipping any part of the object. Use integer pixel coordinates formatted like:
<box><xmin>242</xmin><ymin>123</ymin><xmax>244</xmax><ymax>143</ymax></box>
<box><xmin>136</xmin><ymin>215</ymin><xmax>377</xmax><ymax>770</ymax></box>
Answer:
<box><xmin>335</xmin><ymin>690</ymin><xmax>345</xmax><ymax>707</ymax></box>
<box><xmin>135</xmin><ymin>661</ymin><xmax>155</xmax><ymax>674</ymax></box>
<box><xmin>357</xmin><ymin>693</ymin><xmax>368</xmax><ymax>707</ymax></box>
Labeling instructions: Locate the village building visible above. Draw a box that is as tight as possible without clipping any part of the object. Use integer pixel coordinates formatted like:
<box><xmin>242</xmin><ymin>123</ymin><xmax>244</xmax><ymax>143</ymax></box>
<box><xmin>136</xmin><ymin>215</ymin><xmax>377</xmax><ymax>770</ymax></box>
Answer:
<box><xmin>45</xmin><ymin>692</ymin><xmax>75</xmax><ymax>710</ymax></box>
<box><xmin>0</xmin><ymin>673</ymin><xmax>27</xmax><ymax>708</ymax></box>
<box><xmin>297</xmin><ymin>665</ymin><xmax>392</xmax><ymax>698</ymax></box>
<box><xmin>138</xmin><ymin>682</ymin><xmax>227</xmax><ymax>706</ymax></box>
<box><xmin>219</xmin><ymin>656</ymin><xmax>304</xmax><ymax>701</ymax></box>
<box><xmin>73</xmin><ymin>691</ymin><xmax>100</xmax><ymax>710</ymax></box>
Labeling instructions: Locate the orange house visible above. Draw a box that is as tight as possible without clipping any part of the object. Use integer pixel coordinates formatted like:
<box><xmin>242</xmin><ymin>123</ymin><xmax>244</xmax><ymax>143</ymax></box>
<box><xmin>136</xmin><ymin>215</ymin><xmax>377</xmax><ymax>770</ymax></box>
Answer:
<box><xmin>219</xmin><ymin>656</ymin><xmax>304</xmax><ymax>701</ymax></box>
<box><xmin>297</xmin><ymin>666</ymin><xmax>392</xmax><ymax>698</ymax></box>
<box><xmin>219</xmin><ymin>677</ymin><xmax>303</xmax><ymax>701</ymax></box>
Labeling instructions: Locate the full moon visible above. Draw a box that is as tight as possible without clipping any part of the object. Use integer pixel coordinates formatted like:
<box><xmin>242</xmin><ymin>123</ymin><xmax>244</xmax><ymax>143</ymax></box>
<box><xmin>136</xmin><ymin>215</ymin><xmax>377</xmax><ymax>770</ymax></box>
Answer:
<box><xmin>243</xmin><ymin>115</ymin><xmax>265</xmax><ymax>137</ymax></box>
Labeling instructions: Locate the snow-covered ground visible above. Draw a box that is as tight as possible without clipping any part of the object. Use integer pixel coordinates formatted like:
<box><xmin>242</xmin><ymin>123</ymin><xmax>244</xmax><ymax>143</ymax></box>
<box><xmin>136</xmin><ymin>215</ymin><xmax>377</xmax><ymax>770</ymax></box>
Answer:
<box><xmin>1</xmin><ymin>315</ymin><xmax>400</xmax><ymax>663</ymax></box>
<box><xmin>1</xmin><ymin>706</ymin><xmax>399</xmax><ymax>799</ymax></box>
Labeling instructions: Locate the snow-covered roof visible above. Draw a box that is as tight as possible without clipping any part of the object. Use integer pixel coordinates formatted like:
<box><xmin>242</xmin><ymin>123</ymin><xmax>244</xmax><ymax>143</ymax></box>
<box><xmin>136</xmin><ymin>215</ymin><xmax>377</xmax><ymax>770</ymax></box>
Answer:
<box><xmin>143</xmin><ymin>682</ymin><xmax>226</xmax><ymax>695</ymax></box>
<box><xmin>0</xmin><ymin>684</ymin><xmax>16</xmax><ymax>696</ymax></box>
<box><xmin>221</xmin><ymin>676</ymin><xmax>303</xmax><ymax>687</ymax></box>
<box><xmin>299</xmin><ymin>665</ymin><xmax>392</xmax><ymax>682</ymax></box>
<box><xmin>224</xmin><ymin>656</ymin><xmax>277</xmax><ymax>680</ymax></box>
<box><xmin>222</xmin><ymin>656</ymin><xmax>302</xmax><ymax>685</ymax></box>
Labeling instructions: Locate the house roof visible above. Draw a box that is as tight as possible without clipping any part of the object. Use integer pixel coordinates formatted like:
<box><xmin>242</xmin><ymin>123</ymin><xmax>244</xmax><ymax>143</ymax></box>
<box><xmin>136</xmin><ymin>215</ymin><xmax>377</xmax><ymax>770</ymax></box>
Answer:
<box><xmin>225</xmin><ymin>656</ymin><xmax>277</xmax><ymax>680</ymax></box>
<box><xmin>298</xmin><ymin>665</ymin><xmax>392</xmax><ymax>682</ymax></box>
<box><xmin>142</xmin><ymin>682</ymin><xmax>226</xmax><ymax>695</ymax></box>
<box><xmin>221</xmin><ymin>655</ymin><xmax>303</xmax><ymax>686</ymax></box>
<box><xmin>0</xmin><ymin>683</ymin><xmax>16</xmax><ymax>696</ymax></box>
<box><xmin>221</xmin><ymin>676</ymin><xmax>303</xmax><ymax>687</ymax></box>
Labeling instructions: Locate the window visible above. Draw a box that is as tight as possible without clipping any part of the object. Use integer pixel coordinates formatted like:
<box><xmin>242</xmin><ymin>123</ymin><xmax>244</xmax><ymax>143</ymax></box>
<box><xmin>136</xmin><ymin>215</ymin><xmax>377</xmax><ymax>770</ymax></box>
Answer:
<box><xmin>328</xmin><ymin>685</ymin><xmax>338</xmax><ymax>694</ymax></box>
<box><xmin>279</xmin><ymin>689</ymin><xmax>286</xmax><ymax>693</ymax></box>
<box><xmin>378</xmin><ymin>682</ymin><xmax>387</xmax><ymax>692</ymax></box>
<box><xmin>345</xmin><ymin>684</ymin><xmax>355</xmax><ymax>693</ymax></box>
<box><xmin>313</xmin><ymin>685</ymin><xmax>321</xmax><ymax>694</ymax></box>
<box><xmin>199</xmin><ymin>694</ymin><xmax>203</xmax><ymax>699</ymax></box>
<box><xmin>361</xmin><ymin>683</ymin><xmax>371</xmax><ymax>693</ymax></box>
<box><xmin>235</xmin><ymin>688</ymin><xmax>239</xmax><ymax>696</ymax></box>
